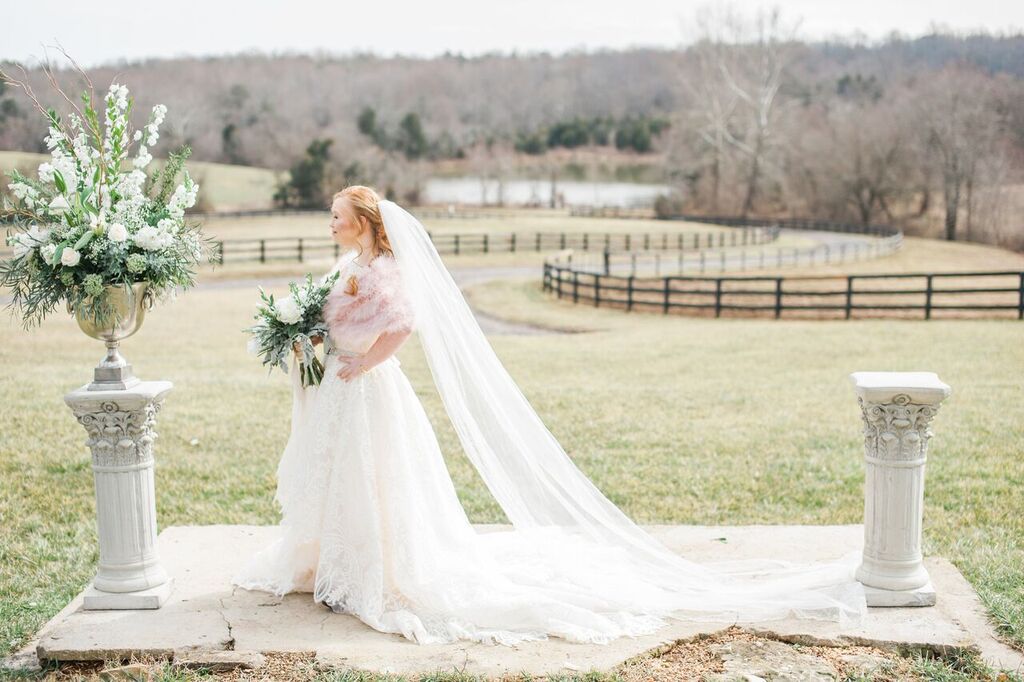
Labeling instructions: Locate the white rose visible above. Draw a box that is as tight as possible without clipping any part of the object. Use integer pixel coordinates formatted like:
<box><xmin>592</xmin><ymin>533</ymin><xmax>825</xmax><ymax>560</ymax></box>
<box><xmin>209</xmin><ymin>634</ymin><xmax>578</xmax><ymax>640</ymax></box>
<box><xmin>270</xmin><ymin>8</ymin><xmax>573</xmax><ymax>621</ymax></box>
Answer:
<box><xmin>48</xmin><ymin>194</ymin><xmax>71</xmax><ymax>214</ymax></box>
<box><xmin>133</xmin><ymin>225</ymin><xmax>162</xmax><ymax>251</ymax></box>
<box><xmin>107</xmin><ymin>223</ymin><xmax>128</xmax><ymax>243</ymax></box>
<box><xmin>61</xmin><ymin>247</ymin><xmax>81</xmax><ymax>267</ymax></box>
<box><xmin>274</xmin><ymin>296</ymin><xmax>304</xmax><ymax>325</ymax></box>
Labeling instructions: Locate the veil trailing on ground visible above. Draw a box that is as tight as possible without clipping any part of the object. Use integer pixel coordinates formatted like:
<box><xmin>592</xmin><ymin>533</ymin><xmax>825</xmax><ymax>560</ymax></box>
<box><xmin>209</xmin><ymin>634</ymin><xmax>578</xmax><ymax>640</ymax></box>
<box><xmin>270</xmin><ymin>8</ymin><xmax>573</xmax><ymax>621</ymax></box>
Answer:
<box><xmin>338</xmin><ymin>199</ymin><xmax>869</xmax><ymax>626</ymax></box>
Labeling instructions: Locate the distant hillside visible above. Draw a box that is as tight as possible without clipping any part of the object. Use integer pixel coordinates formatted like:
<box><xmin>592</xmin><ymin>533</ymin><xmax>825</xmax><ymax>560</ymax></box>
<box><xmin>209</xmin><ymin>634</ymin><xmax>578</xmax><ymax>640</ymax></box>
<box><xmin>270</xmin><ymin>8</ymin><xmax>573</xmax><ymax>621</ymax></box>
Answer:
<box><xmin>1</xmin><ymin>34</ymin><xmax>1021</xmax><ymax>171</ymax></box>
<box><xmin>0</xmin><ymin>151</ymin><xmax>279</xmax><ymax>211</ymax></box>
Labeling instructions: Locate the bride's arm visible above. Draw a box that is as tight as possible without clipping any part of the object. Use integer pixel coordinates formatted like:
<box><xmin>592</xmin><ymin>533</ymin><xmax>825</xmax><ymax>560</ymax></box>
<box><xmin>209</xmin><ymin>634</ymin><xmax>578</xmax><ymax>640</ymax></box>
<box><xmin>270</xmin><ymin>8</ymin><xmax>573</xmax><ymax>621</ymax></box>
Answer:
<box><xmin>336</xmin><ymin>328</ymin><xmax>412</xmax><ymax>381</ymax></box>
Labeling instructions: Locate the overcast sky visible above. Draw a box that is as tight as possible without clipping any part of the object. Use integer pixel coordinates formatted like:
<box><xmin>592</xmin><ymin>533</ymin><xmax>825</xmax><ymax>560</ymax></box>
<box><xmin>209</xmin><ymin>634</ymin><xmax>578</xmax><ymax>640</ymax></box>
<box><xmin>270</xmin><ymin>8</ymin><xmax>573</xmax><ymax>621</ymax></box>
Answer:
<box><xmin>3</xmin><ymin>0</ymin><xmax>1022</xmax><ymax>67</ymax></box>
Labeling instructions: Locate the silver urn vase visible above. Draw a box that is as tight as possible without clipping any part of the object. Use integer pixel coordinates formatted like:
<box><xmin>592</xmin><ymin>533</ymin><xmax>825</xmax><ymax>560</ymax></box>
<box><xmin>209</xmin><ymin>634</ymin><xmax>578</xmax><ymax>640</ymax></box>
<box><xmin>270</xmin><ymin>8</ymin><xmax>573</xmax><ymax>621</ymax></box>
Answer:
<box><xmin>71</xmin><ymin>281</ymin><xmax>155</xmax><ymax>391</ymax></box>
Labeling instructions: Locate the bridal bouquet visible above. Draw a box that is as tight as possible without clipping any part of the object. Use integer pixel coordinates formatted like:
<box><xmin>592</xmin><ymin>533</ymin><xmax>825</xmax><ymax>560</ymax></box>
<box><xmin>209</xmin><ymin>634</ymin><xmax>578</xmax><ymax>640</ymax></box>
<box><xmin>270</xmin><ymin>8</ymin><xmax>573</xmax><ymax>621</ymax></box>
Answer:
<box><xmin>0</xmin><ymin>72</ymin><xmax>217</xmax><ymax>327</ymax></box>
<box><xmin>246</xmin><ymin>272</ymin><xmax>341</xmax><ymax>387</ymax></box>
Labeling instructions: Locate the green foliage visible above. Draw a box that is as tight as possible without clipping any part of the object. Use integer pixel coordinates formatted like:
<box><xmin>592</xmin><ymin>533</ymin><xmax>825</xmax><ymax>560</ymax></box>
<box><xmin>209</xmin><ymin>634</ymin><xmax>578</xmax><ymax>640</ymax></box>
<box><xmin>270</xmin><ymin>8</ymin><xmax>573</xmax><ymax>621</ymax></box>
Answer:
<box><xmin>274</xmin><ymin>138</ymin><xmax>333</xmax><ymax>209</ymax></box>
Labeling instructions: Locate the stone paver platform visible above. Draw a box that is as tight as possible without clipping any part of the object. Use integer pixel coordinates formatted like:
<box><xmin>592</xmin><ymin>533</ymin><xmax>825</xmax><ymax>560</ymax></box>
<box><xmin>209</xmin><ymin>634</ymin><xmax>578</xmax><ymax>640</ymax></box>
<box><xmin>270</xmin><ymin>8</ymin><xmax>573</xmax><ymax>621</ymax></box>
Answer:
<box><xmin>14</xmin><ymin>524</ymin><xmax>1024</xmax><ymax>677</ymax></box>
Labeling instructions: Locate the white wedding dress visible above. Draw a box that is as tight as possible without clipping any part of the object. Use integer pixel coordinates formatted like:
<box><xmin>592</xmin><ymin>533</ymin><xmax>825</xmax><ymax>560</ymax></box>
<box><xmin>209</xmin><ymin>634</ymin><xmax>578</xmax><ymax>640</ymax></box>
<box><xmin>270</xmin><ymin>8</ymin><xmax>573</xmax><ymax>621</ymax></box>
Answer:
<box><xmin>231</xmin><ymin>200</ymin><xmax>868</xmax><ymax>646</ymax></box>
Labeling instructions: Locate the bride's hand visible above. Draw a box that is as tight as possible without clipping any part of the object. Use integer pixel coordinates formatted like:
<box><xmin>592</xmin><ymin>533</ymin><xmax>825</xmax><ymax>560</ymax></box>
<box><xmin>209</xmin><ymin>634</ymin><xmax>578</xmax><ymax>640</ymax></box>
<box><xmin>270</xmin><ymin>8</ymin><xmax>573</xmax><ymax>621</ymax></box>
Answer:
<box><xmin>337</xmin><ymin>357</ymin><xmax>370</xmax><ymax>382</ymax></box>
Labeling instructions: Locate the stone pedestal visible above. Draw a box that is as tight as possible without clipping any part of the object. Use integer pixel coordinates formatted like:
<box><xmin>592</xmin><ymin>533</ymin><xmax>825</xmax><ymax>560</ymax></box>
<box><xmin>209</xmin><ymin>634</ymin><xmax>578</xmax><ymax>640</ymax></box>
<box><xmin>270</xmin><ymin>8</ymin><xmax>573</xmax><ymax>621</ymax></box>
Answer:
<box><xmin>849</xmin><ymin>371</ymin><xmax>951</xmax><ymax>607</ymax></box>
<box><xmin>64</xmin><ymin>381</ymin><xmax>175</xmax><ymax>609</ymax></box>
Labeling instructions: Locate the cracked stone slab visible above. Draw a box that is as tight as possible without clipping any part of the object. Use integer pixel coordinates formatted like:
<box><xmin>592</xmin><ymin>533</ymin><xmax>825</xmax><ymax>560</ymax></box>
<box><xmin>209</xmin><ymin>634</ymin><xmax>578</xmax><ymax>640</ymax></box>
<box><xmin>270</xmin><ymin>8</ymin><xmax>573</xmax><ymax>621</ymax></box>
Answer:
<box><xmin>29</xmin><ymin>524</ymin><xmax>1024</xmax><ymax>678</ymax></box>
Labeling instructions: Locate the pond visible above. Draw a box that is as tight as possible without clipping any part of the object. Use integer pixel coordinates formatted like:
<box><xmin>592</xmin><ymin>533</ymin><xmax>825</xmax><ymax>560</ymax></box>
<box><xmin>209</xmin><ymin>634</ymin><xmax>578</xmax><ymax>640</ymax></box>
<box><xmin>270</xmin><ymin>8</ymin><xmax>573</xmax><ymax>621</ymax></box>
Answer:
<box><xmin>424</xmin><ymin>177</ymin><xmax>673</xmax><ymax>208</ymax></box>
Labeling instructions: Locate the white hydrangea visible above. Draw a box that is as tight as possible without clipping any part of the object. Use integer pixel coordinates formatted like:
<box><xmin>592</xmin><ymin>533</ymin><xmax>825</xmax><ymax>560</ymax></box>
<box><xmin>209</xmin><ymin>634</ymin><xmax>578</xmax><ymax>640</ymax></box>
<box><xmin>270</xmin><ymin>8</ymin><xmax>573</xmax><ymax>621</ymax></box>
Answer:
<box><xmin>274</xmin><ymin>296</ymin><xmax>304</xmax><ymax>324</ymax></box>
<box><xmin>60</xmin><ymin>247</ymin><xmax>81</xmax><ymax>267</ymax></box>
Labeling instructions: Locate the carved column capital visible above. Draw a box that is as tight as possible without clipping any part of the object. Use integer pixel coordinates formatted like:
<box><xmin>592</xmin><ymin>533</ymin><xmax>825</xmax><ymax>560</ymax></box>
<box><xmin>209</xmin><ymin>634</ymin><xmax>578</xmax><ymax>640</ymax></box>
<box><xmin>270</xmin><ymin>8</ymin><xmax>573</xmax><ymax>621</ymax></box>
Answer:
<box><xmin>849</xmin><ymin>371</ymin><xmax>951</xmax><ymax>607</ymax></box>
<box><xmin>64</xmin><ymin>380</ymin><xmax>174</xmax><ymax>607</ymax></box>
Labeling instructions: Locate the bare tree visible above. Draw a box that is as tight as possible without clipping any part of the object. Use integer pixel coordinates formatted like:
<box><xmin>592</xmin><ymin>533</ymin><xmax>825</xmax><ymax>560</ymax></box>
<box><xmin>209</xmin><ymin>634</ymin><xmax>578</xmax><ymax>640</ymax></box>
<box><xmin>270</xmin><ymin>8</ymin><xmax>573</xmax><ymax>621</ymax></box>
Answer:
<box><xmin>917</xmin><ymin>65</ymin><xmax>1004</xmax><ymax>241</ymax></box>
<box><xmin>681</xmin><ymin>3</ymin><xmax>800</xmax><ymax>216</ymax></box>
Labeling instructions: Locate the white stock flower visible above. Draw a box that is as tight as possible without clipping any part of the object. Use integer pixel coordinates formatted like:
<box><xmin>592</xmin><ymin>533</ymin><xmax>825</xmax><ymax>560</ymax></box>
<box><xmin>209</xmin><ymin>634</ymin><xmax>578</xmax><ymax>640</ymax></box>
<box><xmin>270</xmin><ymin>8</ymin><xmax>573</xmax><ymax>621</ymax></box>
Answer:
<box><xmin>107</xmin><ymin>223</ymin><xmax>128</xmax><ymax>243</ymax></box>
<box><xmin>37</xmin><ymin>162</ymin><xmax>55</xmax><ymax>184</ymax></box>
<box><xmin>60</xmin><ymin>247</ymin><xmax>81</xmax><ymax>267</ymax></box>
<box><xmin>40</xmin><ymin>243</ymin><xmax>57</xmax><ymax>265</ymax></box>
<box><xmin>274</xmin><ymin>296</ymin><xmax>304</xmax><ymax>325</ymax></box>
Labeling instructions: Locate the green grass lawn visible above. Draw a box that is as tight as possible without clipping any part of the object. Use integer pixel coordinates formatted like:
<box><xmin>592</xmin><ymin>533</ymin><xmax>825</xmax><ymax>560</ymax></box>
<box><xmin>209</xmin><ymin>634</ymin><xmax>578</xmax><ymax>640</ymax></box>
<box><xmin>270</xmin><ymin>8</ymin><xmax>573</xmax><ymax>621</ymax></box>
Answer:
<box><xmin>0</xmin><ymin>208</ymin><xmax>1022</xmax><ymax>679</ymax></box>
<box><xmin>1</xmin><ymin>272</ymin><xmax>1022</xmax><ymax>667</ymax></box>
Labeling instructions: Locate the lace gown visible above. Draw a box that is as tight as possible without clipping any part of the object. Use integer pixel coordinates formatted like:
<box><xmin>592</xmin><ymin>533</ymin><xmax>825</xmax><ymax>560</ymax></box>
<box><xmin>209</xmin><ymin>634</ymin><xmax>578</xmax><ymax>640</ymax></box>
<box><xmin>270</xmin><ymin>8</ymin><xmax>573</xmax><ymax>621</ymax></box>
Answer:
<box><xmin>231</xmin><ymin>253</ymin><xmax>865</xmax><ymax>646</ymax></box>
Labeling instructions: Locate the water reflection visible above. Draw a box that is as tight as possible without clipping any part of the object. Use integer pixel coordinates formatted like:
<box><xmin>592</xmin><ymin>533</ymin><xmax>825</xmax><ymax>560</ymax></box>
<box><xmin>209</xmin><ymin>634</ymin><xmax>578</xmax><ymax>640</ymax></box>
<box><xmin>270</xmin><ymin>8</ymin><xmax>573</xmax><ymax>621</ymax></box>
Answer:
<box><xmin>424</xmin><ymin>177</ymin><xmax>673</xmax><ymax>208</ymax></box>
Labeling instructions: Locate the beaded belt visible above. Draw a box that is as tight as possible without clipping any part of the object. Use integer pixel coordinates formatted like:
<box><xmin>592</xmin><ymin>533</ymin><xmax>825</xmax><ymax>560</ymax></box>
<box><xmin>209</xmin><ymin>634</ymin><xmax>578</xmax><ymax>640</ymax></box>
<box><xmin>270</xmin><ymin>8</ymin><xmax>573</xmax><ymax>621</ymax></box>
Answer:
<box><xmin>326</xmin><ymin>347</ymin><xmax>366</xmax><ymax>358</ymax></box>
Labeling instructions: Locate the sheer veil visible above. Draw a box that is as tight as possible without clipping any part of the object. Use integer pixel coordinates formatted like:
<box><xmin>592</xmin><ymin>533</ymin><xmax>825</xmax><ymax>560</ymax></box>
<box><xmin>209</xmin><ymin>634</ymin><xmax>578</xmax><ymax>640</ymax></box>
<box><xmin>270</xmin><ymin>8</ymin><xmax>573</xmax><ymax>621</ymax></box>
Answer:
<box><xmin>318</xmin><ymin>199</ymin><xmax>868</xmax><ymax>626</ymax></box>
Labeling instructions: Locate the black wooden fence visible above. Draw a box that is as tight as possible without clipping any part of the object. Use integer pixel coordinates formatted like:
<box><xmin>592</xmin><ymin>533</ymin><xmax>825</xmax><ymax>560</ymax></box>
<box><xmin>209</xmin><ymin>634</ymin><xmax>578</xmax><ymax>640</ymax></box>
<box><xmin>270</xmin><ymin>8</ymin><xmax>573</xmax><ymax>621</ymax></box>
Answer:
<box><xmin>213</xmin><ymin>225</ymin><xmax>779</xmax><ymax>264</ymax></box>
<box><xmin>542</xmin><ymin>262</ymin><xmax>1024</xmax><ymax>320</ymax></box>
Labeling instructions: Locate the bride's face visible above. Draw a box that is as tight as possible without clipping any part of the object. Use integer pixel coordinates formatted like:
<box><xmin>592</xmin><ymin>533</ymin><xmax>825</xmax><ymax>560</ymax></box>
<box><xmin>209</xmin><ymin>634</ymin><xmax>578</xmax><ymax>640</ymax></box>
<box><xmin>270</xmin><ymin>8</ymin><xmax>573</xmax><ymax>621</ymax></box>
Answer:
<box><xmin>330</xmin><ymin>197</ymin><xmax>364</xmax><ymax>248</ymax></box>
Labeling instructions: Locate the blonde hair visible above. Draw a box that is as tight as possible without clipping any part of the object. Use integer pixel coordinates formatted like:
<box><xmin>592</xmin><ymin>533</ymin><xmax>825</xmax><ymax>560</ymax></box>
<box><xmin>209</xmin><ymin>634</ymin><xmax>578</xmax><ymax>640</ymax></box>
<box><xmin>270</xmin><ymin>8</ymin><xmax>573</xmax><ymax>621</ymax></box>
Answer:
<box><xmin>333</xmin><ymin>185</ymin><xmax>394</xmax><ymax>296</ymax></box>
<box><xmin>333</xmin><ymin>185</ymin><xmax>395</xmax><ymax>260</ymax></box>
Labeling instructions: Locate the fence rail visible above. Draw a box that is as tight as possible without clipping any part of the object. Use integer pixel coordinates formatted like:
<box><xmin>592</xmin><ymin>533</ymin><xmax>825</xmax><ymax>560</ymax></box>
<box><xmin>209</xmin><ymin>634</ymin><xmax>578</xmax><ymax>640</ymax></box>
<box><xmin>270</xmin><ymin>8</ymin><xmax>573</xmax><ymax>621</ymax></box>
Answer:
<box><xmin>542</xmin><ymin>260</ymin><xmax>1024</xmax><ymax>320</ymax></box>
<box><xmin>210</xmin><ymin>225</ymin><xmax>781</xmax><ymax>264</ymax></box>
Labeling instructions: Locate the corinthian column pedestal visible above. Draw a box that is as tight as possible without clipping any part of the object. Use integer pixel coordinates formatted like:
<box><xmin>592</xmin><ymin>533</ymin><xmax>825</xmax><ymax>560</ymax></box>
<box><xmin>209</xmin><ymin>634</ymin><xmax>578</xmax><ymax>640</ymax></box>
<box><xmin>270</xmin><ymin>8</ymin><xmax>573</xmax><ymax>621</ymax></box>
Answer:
<box><xmin>64</xmin><ymin>381</ymin><xmax>174</xmax><ymax>609</ymax></box>
<box><xmin>849</xmin><ymin>371</ymin><xmax>951</xmax><ymax>607</ymax></box>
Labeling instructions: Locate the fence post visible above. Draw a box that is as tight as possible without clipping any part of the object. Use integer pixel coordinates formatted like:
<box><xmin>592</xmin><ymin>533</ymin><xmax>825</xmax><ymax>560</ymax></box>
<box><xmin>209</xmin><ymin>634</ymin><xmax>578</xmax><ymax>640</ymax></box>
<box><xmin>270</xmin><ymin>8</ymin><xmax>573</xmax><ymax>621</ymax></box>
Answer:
<box><xmin>334</xmin><ymin>243</ymin><xmax>339</xmax><ymax>258</ymax></box>
<box><xmin>573</xmin><ymin>270</ymin><xmax>579</xmax><ymax>302</ymax></box>
<box><xmin>583</xmin><ymin>233</ymin><xmax>589</xmax><ymax>251</ymax></box>
<box><xmin>536</xmin><ymin>233</ymin><xmax>542</xmax><ymax>252</ymax></box>
<box><xmin>627</xmin><ymin>276</ymin><xmax>635</xmax><ymax>311</ymax></box>
<box><xmin>663</xmin><ymin>277</ymin><xmax>671</xmax><ymax>314</ymax></box>
<box><xmin>483</xmin><ymin>233</ymin><xmax>489</xmax><ymax>254</ymax></box>
<box><xmin>511</xmin><ymin>232</ymin><xmax>517</xmax><ymax>252</ymax></box>
<box><xmin>543</xmin><ymin>263</ymin><xmax>550</xmax><ymax>292</ymax></box>
<box><xmin>1019</xmin><ymin>272</ymin><xmax>1024</xmax><ymax>320</ymax></box>
<box><xmin>925</xmin><ymin>274</ymin><xmax>933</xmax><ymax>320</ymax></box>
<box><xmin>625</xmin><ymin>234</ymin><xmax>632</xmax><ymax>251</ymax></box>
<box><xmin>454</xmin><ymin>234</ymin><xmax>461</xmax><ymax>255</ymax></box>
<box><xmin>603</xmin><ymin>250</ymin><xmax>610</xmax><ymax>275</ymax></box>
<box><xmin>594</xmin><ymin>273</ymin><xmax>601</xmax><ymax>307</ymax></box>
<box><xmin>631</xmin><ymin>253</ymin><xmax>637</xmax><ymax>275</ymax></box>
<box><xmin>715</xmin><ymin>279</ymin><xmax>723</xmax><ymax>317</ymax></box>
<box><xmin>775</xmin><ymin>278</ymin><xmax>783</xmax><ymax>319</ymax></box>
<box><xmin>259</xmin><ymin>239</ymin><xmax>266</xmax><ymax>263</ymax></box>
<box><xmin>644</xmin><ymin>233</ymin><xmax>650</xmax><ymax>250</ymax></box>
<box><xmin>297</xmin><ymin>238</ymin><xmax>304</xmax><ymax>263</ymax></box>
<box><xmin>846</xmin><ymin>276</ymin><xmax>854</xmax><ymax>319</ymax></box>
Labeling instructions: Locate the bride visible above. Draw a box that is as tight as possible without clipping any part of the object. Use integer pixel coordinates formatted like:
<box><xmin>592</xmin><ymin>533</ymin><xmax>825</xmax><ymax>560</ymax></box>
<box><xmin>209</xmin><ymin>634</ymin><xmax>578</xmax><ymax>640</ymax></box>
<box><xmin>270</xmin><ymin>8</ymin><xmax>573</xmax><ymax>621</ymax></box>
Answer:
<box><xmin>231</xmin><ymin>185</ymin><xmax>868</xmax><ymax>646</ymax></box>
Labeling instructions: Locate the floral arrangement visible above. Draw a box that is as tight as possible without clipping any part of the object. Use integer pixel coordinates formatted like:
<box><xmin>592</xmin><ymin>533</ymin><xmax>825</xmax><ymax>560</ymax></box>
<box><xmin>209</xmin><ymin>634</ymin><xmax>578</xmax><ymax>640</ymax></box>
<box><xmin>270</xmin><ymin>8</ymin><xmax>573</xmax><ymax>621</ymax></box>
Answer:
<box><xmin>0</xmin><ymin>64</ymin><xmax>217</xmax><ymax>328</ymax></box>
<box><xmin>246</xmin><ymin>272</ymin><xmax>341</xmax><ymax>387</ymax></box>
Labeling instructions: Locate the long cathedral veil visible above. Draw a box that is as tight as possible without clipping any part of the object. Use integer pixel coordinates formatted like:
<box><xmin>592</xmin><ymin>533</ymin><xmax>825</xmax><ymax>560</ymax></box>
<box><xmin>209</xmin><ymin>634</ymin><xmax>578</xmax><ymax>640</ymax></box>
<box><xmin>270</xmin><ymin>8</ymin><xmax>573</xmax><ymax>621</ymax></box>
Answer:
<box><xmin>374</xmin><ymin>199</ymin><xmax>868</xmax><ymax>626</ymax></box>
<box><xmin>290</xmin><ymin>199</ymin><xmax>866</xmax><ymax>628</ymax></box>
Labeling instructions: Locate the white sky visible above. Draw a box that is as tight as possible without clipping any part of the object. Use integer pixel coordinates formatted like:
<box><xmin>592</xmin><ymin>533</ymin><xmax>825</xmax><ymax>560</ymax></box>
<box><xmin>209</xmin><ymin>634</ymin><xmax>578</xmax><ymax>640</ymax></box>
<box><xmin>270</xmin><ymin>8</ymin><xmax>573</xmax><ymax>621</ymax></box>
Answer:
<box><xmin>3</xmin><ymin>0</ymin><xmax>1022</xmax><ymax>67</ymax></box>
